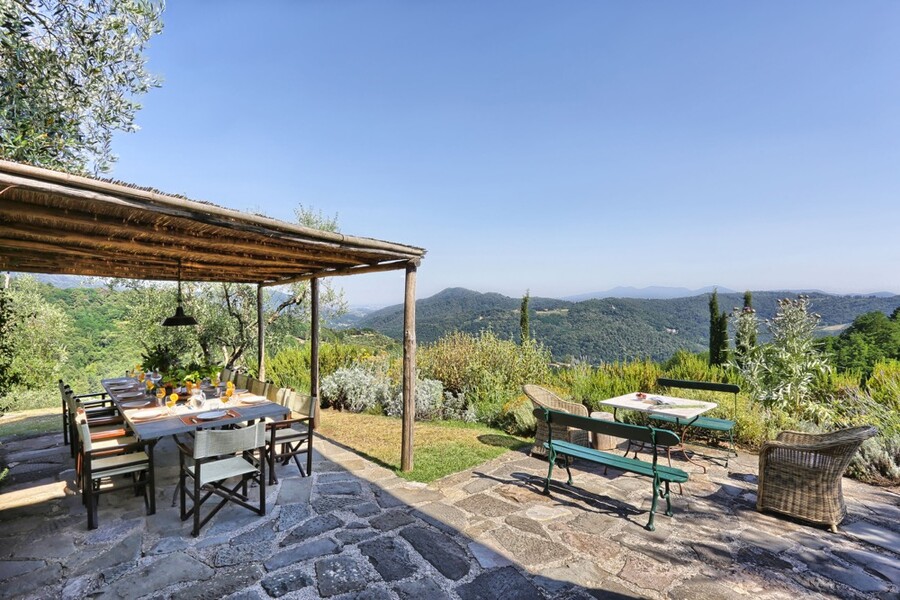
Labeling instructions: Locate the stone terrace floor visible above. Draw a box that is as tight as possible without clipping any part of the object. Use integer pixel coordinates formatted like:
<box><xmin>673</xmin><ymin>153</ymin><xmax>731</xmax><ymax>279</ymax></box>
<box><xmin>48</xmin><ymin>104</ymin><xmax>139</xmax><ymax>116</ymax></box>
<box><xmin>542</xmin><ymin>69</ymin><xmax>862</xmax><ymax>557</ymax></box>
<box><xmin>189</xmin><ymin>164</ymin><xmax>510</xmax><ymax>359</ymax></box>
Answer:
<box><xmin>1</xmin><ymin>430</ymin><xmax>898</xmax><ymax>599</ymax></box>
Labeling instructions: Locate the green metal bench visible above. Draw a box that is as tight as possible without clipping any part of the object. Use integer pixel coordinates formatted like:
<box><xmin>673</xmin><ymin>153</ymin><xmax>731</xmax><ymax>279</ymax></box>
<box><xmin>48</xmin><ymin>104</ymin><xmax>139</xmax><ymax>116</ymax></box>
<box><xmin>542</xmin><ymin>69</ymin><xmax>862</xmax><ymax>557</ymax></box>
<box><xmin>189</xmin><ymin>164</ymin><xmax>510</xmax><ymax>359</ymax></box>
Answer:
<box><xmin>649</xmin><ymin>378</ymin><xmax>740</xmax><ymax>467</ymax></box>
<box><xmin>533</xmin><ymin>407</ymin><xmax>688</xmax><ymax>531</ymax></box>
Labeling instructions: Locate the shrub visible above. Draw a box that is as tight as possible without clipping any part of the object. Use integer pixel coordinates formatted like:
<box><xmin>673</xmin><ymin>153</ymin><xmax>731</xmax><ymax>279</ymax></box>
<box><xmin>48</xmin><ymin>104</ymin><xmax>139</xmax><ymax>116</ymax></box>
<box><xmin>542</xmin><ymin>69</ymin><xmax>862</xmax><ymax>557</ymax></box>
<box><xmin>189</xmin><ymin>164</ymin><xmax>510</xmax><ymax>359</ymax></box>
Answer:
<box><xmin>849</xmin><ymin>434</ymin><xmax>900</xmax><ymax>483</ymax></box>
<box><xmin>320</xmin><ymin>365</ymin><xmax>392</xmax><ymax>413</ymax></box>
<box><xmin>382</xmin><ymin>378</ymin><xmax>473</xmax><ymax>421</ymax></box>
<box><xmin>866</xmin><ymin>359</ymin><xmax>900</xmax><ymax>413</ymax></box>
<box><xmin>732</xmin><ymin>296</ymin><xmax>831</xmax><ymax>421</ymax></box>
<box><xmin>419</xmin><ymin>330</ymin><xmax>551</xmax><ymax>426</ymax></box>
<box><xmin>496</xmin><ymin>392</ymin><xmax>537</xmax><ymax>437</ymax></box>
<box><xmin>663</xmin><ymin>350</ymin><xmax>727</xmax><ymax>383</ymax></box>
<box><xmin>268</xmin><ymin>342</ymin><xmax>376</xmax><ymax>393</ymax></box>
<box><xmin>552</xmin><ymin>359</ymin><xmax>661</xmax><ymax>412</ymax></box>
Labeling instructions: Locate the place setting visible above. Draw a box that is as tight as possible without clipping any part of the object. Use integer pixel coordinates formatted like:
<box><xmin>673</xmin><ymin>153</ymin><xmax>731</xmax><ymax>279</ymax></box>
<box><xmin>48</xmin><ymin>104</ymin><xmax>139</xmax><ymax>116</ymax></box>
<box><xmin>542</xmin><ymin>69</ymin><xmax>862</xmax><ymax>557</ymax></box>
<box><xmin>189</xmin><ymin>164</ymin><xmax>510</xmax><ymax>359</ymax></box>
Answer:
<box><xmin>128</xmin><ymin>406</ymin><xmax>170</xmax><ymax>421</ymax></box>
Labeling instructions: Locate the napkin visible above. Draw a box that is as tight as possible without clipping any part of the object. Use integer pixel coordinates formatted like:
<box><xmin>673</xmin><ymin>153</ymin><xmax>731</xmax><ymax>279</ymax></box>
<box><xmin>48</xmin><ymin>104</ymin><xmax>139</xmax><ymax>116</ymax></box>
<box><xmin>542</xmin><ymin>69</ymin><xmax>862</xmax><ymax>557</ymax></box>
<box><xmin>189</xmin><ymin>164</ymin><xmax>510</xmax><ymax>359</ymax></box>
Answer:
<box><xmin>650</xmin><ymin>396</ymin><xmax>679</xmax><ymax>406</ymax></box>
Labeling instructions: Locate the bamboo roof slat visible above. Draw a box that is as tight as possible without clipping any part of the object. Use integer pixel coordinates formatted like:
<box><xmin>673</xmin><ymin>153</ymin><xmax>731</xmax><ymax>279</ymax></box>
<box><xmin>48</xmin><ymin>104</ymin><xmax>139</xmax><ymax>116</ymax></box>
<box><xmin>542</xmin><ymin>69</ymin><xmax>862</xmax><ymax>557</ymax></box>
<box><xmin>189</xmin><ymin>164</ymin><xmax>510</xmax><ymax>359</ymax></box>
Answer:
<box><xmin>0</xmin><ymin>160</ymin><xmax>425</xmax><ymax>284</ymax></box>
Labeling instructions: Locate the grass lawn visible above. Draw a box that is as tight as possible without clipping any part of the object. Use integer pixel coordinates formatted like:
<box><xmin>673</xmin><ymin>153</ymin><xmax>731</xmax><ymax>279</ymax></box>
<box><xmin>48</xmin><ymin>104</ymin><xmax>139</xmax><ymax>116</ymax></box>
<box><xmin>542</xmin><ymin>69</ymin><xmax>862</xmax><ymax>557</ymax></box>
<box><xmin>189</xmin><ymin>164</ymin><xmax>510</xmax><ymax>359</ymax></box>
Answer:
<box><xmin>315</xmin><ymin>408</ymin><xmax>530</xmax><ymax>483</ymax></box>
<box><xmin>0</xmin><ymin>407</ymin><xmax>58</xmax><ymax>439</ymax></box>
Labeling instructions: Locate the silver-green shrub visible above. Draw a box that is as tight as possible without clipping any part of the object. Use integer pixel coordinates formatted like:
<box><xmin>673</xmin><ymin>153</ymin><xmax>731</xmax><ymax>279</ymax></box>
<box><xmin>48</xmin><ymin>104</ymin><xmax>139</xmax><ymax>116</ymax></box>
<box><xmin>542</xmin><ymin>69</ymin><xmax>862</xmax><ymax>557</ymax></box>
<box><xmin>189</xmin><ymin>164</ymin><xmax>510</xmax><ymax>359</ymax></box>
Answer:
<box><xmin>382</xmin><ymin>379</ymin><xmax>475</xmax><ymax>422</ymax></box>
<box><xmin>321</xmin><ymin>366</ymin><xmax>392</xmax><ymax>413</ymax></box>
<box><xmin>733</xmin><ymin>296</ymin><xmax>831</xmax><ymax>421</ymax></box>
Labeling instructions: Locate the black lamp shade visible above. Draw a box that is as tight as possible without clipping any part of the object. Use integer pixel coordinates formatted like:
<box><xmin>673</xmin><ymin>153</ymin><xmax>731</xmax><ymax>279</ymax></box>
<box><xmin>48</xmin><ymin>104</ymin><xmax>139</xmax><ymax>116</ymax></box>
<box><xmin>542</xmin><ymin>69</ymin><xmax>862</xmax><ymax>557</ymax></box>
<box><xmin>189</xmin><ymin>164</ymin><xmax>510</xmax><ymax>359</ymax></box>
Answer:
<box><xmin>162</xmin><ymin>304</ymin><xmax>198</xmax><ymax>327</ymax></box>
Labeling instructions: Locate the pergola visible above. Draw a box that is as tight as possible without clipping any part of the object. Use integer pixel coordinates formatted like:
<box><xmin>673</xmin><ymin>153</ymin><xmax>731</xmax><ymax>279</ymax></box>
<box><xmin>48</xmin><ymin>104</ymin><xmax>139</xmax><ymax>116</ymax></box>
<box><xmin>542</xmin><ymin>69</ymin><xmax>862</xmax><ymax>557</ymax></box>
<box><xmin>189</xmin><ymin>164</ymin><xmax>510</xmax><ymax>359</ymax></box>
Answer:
<box><xmin>0</xmin><ymin>159</ymin><xmax>426</xmax><ymax>470</ymax></box>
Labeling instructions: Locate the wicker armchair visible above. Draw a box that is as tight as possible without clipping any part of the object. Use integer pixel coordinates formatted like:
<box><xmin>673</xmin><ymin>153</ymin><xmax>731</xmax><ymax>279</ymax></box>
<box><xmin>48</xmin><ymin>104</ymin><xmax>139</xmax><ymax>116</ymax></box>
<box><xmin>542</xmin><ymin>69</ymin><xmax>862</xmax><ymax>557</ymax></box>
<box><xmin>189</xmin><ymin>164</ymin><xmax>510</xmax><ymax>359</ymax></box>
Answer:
<box><xmin>523</xmin><ymin>384</ymin><xmax>589</xmax><ymax>457</ymax></box>
<box><xmin>757</xmin><ymin>425</ymin><xmax>877</xmax><ymax>532</ymax></box>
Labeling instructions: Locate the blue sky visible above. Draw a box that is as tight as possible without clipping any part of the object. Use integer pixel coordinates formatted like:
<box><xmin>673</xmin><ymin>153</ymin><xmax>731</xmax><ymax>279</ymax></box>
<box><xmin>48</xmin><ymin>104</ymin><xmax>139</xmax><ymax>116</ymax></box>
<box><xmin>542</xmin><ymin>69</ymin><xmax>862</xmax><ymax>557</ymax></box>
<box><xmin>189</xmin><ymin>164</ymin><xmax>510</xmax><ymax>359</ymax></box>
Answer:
<box><xmin>111</xmin><ymin>1</ymin><xmax>900</xmax><ymax>306</ymax></box>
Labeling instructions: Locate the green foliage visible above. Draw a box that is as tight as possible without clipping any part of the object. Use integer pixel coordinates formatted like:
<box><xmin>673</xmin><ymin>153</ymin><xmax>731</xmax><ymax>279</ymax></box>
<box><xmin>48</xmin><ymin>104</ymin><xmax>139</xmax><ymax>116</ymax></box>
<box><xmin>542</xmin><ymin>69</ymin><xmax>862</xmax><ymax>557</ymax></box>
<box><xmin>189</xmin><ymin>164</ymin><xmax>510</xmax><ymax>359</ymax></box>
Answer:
<box><xmin>361</xmin><ymin>287</ymin><xmax>900</xmax><ymax>365</ymax></box>
<box><xmin>865</xmin><ymin>359</ymin><xmax>900</xmax><ymax>413</ymax></box>
<box><xmin>520</xmin><ymin>290</ymin><xmax>530</xmax><ymax>345</ymax></box>
<box><xmin>267</xmin><ymin>342</ymin><xmax>376</xmax><ymax>394</ymax></box>
<box><xmin>0</xmin><ymin>0</ymin><xmax>164</xmax><ymax>174</ymax></box>
<box><xmin>551</xmin><ymin>359</ymin><xmax>662</xmax><ymax>412</ymax></box>
<box><xmin>495</xmin><ymin>393</ymin><xmax>537</xmax><ymax>437</ymax></box>
<box><xmin>708</xmin><ymin>290</ymin><xmax>728</xmax><ymax>366</ymax></box>
<box><xmin>735</xmin><ymin>296</ymin><xmax>831</xmax><ymax>420</ymax></box>
<box><xmin>4</xmin><ymin>276</ymin><xmax>70</xmax><ymax>392</ymax></box>
<box><xmin>664</xmin><ymin>349</ymin><xmax>727</xmax><ymax>383</ymax></box>
<box><xmin>731</xmin><ymin>305</ymin><xmax>759</xmax><ymax>368</ymax></box>
<box><xmin>825</xmin><ymin>310</ymin><xmax>900</xmax><ymax>375</ymax></box>
<box><xmin>140</xmin><ymin>344</ymin><xmax>178</xmax><ymax>374</ymax></box>
<box><xmin>418</xmin><ymin>330</ymin><xmax>552</xmax><ymax>425</ymax></box>
<box><xmin>0</xmin><ymin>283</ymin><xmax>17</xmax><ymax>404</ymax></box>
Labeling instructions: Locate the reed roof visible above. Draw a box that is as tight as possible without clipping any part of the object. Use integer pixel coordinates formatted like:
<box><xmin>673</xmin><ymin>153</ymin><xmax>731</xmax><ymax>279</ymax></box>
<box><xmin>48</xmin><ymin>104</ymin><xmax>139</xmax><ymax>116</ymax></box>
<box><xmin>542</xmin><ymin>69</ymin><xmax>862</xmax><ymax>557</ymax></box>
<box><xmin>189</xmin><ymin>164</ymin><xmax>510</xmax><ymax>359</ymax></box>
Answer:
<box><xmin>0</xmin><ymin>160</ymin><xmax>425</xmax><ymax>285</ymax></box>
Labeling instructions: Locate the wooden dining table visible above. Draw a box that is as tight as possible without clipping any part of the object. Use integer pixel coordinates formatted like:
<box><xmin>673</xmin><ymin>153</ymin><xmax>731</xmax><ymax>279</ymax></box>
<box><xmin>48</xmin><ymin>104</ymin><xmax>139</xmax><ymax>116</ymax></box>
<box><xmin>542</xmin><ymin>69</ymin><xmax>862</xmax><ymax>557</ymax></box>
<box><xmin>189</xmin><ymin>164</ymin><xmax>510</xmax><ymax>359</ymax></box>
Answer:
<box><xmin>101</xmin><ymin>378</ymin><xmax>289</xmax><ymax>441</ymax></box>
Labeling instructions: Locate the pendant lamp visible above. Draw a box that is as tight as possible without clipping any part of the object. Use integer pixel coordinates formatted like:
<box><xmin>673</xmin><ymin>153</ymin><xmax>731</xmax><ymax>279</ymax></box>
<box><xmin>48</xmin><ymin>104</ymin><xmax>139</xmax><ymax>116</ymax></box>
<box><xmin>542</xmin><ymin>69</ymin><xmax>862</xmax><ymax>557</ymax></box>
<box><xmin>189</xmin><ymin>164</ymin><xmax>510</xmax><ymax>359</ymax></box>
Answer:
<box><xmin>162</xmin><ymin>260</ymin><xmax>197</xmax><ymax>327</ymax></box>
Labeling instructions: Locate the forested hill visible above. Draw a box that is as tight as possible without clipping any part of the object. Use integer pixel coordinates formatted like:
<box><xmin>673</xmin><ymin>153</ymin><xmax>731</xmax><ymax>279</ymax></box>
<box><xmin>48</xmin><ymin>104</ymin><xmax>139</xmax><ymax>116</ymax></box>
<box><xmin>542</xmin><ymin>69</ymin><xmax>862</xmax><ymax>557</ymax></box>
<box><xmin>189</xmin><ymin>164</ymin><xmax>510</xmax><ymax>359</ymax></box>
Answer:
<box><xmin>356</xmin><ymin>288</ymin><xmax>900</xmax><ymax>363</ymax></box>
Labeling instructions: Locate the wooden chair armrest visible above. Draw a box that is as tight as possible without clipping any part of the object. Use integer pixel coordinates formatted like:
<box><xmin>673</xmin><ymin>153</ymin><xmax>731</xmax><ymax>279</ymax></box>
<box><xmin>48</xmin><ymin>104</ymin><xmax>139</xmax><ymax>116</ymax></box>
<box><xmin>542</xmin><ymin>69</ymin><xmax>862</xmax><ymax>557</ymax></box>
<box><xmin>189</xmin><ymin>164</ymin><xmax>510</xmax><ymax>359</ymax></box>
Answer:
<box><xmin>266</xmin><ymin>416</ymin><xmax>312</xmax><ymax>430</ymax></box>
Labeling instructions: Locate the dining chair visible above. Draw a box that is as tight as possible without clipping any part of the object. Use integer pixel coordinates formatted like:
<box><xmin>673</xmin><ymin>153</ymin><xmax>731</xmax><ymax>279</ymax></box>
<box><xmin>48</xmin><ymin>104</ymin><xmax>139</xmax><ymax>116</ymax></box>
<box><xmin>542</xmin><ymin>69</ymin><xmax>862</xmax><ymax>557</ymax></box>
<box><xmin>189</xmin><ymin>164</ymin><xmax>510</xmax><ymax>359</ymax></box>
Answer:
<box><xmin>58</xmin><ymin>379</ymin><xmax>113</xmax><ymax>448</ymax></box>
<box><xmin>64</xmin><ymin>389</ymin><xmax>126</xmax><ymax>458</ymax></box>
<box><xmin>234</xmin><ymin>372</ymin><xmax>249</xmax><ymax>390</ymax></box>
<box><xmin>248</xmin><ymin>377</ymin><xmax>268</xmax><ymax>397</ymax></box>
<box><xmin>76</xmin><ymin>420</ymin><xmax>155</xmax><ymax>530</ymax></box>
<box><xmin>266</xmin><ymin>389</ymin><xmax>314</xmax><ymax>484</ymax></box>
<box><xmin>178</xmin><ymin>422</ymin><xmax>267</xmax><ymax>536</ymax></box>
<box><xmin>220</xmin><ymin>367</ymin><xmax>234</xmax><ymax>384</ymax></box>
<box><xmin>71</xmin><ymin>409</ymin><xmax>136</xmax><ymax>484</ymax></box>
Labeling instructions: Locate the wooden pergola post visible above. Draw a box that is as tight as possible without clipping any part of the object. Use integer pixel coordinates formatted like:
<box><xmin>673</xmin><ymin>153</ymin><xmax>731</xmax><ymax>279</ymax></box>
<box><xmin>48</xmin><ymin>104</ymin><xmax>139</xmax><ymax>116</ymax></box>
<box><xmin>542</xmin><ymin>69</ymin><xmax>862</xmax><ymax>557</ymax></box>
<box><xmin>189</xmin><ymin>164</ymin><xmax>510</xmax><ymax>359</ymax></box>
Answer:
<box><xmin>257</xmin><ymin>283</ymin><xmax>266</xmax><ymax>381</ymax></box>
<box><xmin>401</xmin><ymin>260</ymin><xmax>418</xmax><ymax>472</ymax></box>
<box><xmin>310</xmin><ymin>278</ymin><xmax>320</xmax><ymax>428</ymax></box>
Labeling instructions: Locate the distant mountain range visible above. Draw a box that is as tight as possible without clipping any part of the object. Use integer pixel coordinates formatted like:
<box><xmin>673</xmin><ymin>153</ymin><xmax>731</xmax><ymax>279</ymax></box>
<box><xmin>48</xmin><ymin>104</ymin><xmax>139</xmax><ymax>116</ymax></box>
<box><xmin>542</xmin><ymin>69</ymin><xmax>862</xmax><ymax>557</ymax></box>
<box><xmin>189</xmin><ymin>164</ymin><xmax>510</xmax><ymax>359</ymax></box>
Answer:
<box><xmin>351</xmin><ymin>287</ymin><xmax>900</xmax><ymax>363</ymax></box>
<box><xmin>564</xmin><ymin>285</ymin><xmax>735</xmax><ymax>301</ymax></box>
<box><xmin>12</xmin><ymin>274</ymin><xmax>900</xmax><ymax>363</ymax></box>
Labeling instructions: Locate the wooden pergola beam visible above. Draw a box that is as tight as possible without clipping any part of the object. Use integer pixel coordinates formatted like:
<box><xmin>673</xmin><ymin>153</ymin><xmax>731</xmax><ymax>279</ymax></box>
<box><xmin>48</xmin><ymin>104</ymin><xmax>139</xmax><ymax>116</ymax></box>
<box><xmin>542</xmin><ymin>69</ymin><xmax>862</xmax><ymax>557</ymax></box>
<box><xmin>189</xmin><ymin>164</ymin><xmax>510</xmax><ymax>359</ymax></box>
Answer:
<box><xmin>0</xmin><ymin>158</ymin><xmax>426</xmax><ymax>472</ymax></box>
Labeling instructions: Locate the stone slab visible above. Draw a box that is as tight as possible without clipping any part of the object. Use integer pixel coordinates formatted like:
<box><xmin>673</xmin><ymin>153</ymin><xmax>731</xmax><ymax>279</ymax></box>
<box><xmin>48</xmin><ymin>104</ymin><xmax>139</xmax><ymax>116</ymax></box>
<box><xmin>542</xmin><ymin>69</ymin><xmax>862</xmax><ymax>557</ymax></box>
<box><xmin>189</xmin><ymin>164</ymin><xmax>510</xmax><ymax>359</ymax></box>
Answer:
<box><xmin>94</xmin><ymin>552</ymin><xmax>213</xmax><ymax>599</ymax></box>
<box><xmin>265</xmin><ymin>537</ymin><xmax>341</xmax><ymax>571</ymax></box>
<box><xmin>456</xmin><ymin>566</ymin><xmax>544</xmax><ymax>600</ymax></box>
<box><xmin>400</xmin><ymin>526</ymin><xmax>469</xmax><ymax>581</ymax></box>
<box><xmin>370</xmin><ymin>510</ymin><xmax>416</xmax><ymax>532</ymax></box>
<box><xmin>843</xmin><ymin>519</ymin><xmax>900</xmax><ymax>555</ymax></box>
<box><xmin>394</xmin><ymin>577</ymin><xmax>452</xmax><ymax>600</ymax></box>
<box><xmin>282</xmin><ymin>513</ymin><xmax>343</xmax><ymax>546</ymax></box>
<box><xmin>261</xmin><ymin>567</ymin><xmax>314</xmax><ymax>598</ymax></box>
<box><xmin>315</xmin><ymin>555</ymin><xmax>371</xmax><ymax>597</ymax></box>
<box><xmin>276</xmin><ymin>476</ymin><xmax>313</xmax><ymax>506</ymax></box>
<box><xmin>468</xmin><ymin>541</ymin><xmax>514</xmax><ymax>569</ymax></box>
<box><xmin>359</xmin><ymin>536</ymin><xmax>418</xmax><ymax>581</ymax></box>
<box><xmin>172</xmin><ymin>564</ymin><xmax>264</xmax><ymax>600</ymax></box>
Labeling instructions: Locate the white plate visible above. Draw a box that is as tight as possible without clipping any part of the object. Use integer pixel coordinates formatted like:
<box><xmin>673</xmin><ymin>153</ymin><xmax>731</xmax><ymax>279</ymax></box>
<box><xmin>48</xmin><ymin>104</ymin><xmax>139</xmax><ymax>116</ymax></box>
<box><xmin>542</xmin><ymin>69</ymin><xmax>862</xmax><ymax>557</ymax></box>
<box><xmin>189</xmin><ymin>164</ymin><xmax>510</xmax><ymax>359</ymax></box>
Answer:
<box><xmin>131</xmin><ymin>408</ymin><xmax>168</xmax><ymax>420</ymax></box>
<box><xmin>106</xmin><ymin>378</ymin><xmax>133</xmax><ymax>384</ymax></box>
<box><xmin>118</xmin><ymin>391</ymin><xmax>145</xmax><ymax>399</ymax></box>
<box><xmin>240</xmin><ymin>397</ymin><xmax>266</xmax><ymax>405</ymax></box>
<box><xmin>196</xmin><ymin>410</ymin><xmax>227</xmax><ymax>421</ymax></box>
<box><xmin>232</xmin><ymin>388</ymin><xmax>248</xmax><ymax>394</ymax></box>
<box><xmin>121</xmin><ymin>400</ymin><xmax>151</xmax><ymax>408</ymax></box>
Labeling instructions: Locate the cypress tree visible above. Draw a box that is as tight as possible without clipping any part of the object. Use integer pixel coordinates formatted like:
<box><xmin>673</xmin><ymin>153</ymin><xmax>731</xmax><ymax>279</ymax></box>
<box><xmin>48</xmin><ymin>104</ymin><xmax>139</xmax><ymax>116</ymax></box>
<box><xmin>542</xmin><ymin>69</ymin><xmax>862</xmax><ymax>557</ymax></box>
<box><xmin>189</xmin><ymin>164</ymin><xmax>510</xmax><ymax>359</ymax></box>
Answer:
<box><xmin>520</xmin><ymin>290</ymin><xmax>530</xmax><ymax>345</ymax></box>
<box><xmin>709</xmin><ymin>290</ymin><xmax>720</xmax><ymax>365</ymax></box>
<box><xmin>740</xmin><ymin>290</ymin><xmax>757</xmax><ymax>347</ymax></box>
<box><xmin>708</xmin><ymin>289</ymin><xmax>729</xmax><ymax>366</ymax></box>
<box><xmin>716</xmin><ymin>311</ymin><xmax>729</xmax><ymax>365</ymax></box>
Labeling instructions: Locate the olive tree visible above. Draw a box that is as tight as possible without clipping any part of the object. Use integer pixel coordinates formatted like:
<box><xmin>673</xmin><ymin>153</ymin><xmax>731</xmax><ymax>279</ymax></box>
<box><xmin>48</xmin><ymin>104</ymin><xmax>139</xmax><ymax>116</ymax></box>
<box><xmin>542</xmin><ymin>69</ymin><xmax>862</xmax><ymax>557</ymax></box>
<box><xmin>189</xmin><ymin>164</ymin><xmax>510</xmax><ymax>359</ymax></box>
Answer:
<box><xmin>0</xmin><ymin>0</ymin><xmax>164</xmax><ymax>174</ymax></box>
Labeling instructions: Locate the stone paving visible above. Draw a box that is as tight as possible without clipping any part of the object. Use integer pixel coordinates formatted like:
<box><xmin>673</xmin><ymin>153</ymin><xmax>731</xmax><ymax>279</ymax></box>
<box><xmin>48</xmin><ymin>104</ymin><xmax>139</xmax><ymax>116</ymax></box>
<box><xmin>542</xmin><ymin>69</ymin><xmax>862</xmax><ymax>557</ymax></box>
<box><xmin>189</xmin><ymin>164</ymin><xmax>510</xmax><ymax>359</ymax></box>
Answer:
<box><xmin>1</xmin><ymin>430</ymin><xmax>899</xmax><ymax>599</ymax></box>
